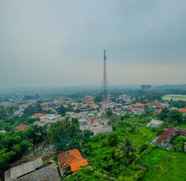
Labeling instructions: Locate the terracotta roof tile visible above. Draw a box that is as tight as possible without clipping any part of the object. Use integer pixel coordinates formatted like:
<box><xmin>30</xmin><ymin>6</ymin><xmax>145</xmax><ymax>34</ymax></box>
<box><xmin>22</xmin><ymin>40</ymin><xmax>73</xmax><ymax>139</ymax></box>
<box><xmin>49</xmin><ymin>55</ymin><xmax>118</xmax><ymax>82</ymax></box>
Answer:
<box><xmin>178</xmin><ymin>108</ymin><xmax>186</xmax><ymax>113</ymax></box>
<box><xmin>16</xmin><ymin>123</ymin><xmax>29</xmax><ymax>132</ymax></box>
<box><xmin>58</xmin><ymin>149</ymin><xmax>88</xmax><ymax>172</ymax></box>
<box><xmin>156</xmin><ymin>128</ymin><xmax>176</xmax><ymax>144</ymax></box>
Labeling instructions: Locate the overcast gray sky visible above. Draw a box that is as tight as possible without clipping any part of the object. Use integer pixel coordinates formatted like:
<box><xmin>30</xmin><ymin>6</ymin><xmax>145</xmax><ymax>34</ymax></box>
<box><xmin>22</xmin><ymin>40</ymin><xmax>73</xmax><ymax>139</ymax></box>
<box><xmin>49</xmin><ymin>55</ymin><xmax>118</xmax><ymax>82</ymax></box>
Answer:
<box><xmin>0</xmin><ymin>0</ymin><xmax>186</xmax><ymax>87</ymax></box>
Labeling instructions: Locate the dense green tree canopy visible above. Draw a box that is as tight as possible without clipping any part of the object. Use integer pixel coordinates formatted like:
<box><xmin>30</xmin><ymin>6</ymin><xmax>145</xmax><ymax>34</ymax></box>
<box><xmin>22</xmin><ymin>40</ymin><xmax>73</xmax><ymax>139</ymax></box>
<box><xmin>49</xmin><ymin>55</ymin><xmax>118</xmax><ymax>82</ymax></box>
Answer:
<box><xmin>48</xmin><ymin>119</ymin><xmax>92</xmax><ymax>151</ymax></box>
<box><xmin>0</xmin><ymin>132</ymin><xmax>31</xmax><ymax>170</ymax></box>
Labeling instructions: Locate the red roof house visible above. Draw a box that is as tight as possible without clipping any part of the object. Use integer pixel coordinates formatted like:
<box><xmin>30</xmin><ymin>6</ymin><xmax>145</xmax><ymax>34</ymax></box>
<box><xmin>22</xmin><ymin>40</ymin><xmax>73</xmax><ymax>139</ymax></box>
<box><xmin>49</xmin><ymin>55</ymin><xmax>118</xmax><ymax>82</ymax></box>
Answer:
<box><xmin>153</xmin><ymin>128</ymin><xmax>186</xmax><ymax>149</ymax></box>
<box><xmin>16</xmin><ymin>123</ymin><xmax>29</xmax><ymax>132</ymax></box>
<box><xmin>178</xmin><ymin>108</ymin><xmax>186</xmax><ymax>113</ymax></box>
<box><xmin>156</xmin><ymin>128</ymin><xmax>177</xmax><ymax>145</ymax></box>
<box><xmin>58</xmin><ymin>149</ymin><xmax>88</xmax><ymax>173</ymax></box>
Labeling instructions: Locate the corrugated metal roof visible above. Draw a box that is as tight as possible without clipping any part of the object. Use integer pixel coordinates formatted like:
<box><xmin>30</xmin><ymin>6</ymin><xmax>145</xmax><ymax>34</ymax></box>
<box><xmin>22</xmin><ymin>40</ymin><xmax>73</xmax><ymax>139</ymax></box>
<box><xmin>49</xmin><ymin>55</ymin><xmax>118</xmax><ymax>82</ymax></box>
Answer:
<box><xmin>5</xmin><ymin>158</ymin><xmax>43</xmax><ymax>180</ymax></box>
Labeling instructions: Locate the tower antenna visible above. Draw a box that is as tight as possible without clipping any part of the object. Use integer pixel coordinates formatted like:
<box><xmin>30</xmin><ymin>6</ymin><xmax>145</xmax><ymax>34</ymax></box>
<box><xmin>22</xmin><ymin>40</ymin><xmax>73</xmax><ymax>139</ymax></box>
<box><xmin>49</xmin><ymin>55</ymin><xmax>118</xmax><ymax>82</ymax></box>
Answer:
<box><xmin>103</xmin><ymin>49</ymin><xmax>108</xmax><ymax>110</ymax></box>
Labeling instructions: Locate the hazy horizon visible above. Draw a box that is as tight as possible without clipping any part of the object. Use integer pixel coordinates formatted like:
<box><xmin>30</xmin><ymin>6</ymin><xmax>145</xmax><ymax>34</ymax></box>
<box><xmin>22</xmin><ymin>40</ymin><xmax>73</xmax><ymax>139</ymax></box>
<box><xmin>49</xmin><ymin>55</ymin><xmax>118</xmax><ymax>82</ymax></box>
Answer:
<box><xmin>1</xmin><ymin>0</ymin><xmax>186</xmax><ymax>88</ymax></box>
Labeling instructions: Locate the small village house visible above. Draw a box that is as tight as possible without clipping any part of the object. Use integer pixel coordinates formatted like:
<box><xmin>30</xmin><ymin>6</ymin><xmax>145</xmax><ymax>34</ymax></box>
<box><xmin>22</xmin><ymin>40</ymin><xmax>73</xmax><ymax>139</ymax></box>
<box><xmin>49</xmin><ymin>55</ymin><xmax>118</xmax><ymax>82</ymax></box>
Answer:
<box><xmin>147</xmin><ymin>119</ymin><xmax>163</xmax><ymax>129</ymax></box>
<box><xmin>58</xmin><ymin>149</ymin><xmax>88</xmax><ymax>175</ymax></box>
<box><xmin>153</xmin><ymin>128</ymin><xmax>186</xmax><ymax>149</ymax></box>
<box><xmin>15</xmin><ymin>123</ymin><xmax>29</xmax><ymax>132</ymax></box>
<box><xmin>4</xmin><ymin>158</ymin><xmax>60</xmax><ymax>181</ymax></box>
<box><xmin>178</xmin><ymin>108</ymin><xmax>186</xmax><ymax>115</ymax></box>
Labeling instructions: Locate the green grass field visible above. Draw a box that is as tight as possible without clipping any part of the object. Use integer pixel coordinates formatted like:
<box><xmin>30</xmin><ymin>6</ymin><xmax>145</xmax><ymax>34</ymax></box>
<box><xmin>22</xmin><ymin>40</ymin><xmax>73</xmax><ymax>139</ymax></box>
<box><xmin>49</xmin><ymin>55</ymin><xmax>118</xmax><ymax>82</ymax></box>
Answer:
<box><xmin>114</xmin><ymin>116</ymin><xmax>156</xmax><ymax>148</ymax></box>
<box><xmin>162</xmin><ymin>94</ymin><xmax>186</xmax><ymax>101</ymax></box>
<box><xmin>142</xmin><ymin>148</ymin><xmax>186</xmax><ymax>181</ymax></box>
<box><xmin>126</xmin><ymin>127</ymin><xmax>156</xmax><ymax>148</ymax></box>
<box><xmin>65</xmin><ymin>116</ymin><xmax>186</xmax><ymax>181</ymax></box>
<box><xmin>176</xmin><ymin>122</ymin><xmax>186</xmax><ymax>129</ymax></box>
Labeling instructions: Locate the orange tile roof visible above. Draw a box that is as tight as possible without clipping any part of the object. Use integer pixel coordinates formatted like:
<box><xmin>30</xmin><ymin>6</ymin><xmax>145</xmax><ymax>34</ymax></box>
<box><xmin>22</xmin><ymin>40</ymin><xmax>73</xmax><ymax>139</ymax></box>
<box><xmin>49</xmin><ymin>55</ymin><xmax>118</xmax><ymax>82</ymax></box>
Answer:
<box><xmin>58</xmin><ymin>149</ymin><xmax>88</xmax><ymax>172</ymax></box>
<box><xmin>178</xmin><ymin>108</ymin><xmax>186</xmax><ymax>113</ymax></box>
<box><xmin>16</xmin><ymin>123</ymin><xmax>29</xmax><ymax>132</ymax></box>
